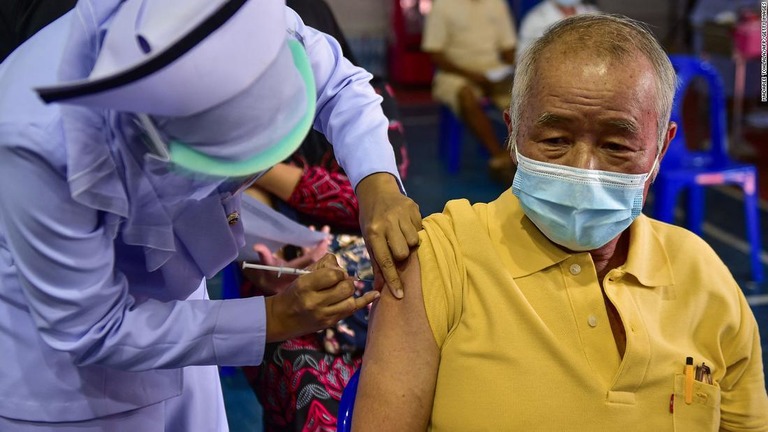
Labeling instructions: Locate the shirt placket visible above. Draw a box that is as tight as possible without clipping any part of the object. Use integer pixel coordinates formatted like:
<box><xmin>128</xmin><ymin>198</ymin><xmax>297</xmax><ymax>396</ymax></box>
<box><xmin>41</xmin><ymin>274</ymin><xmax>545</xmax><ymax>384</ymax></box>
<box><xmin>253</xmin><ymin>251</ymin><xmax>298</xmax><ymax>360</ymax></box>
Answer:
<box><xmin>562</xmin><ymin>254</ymin><xmax>622</xmax><ymax>389</ymax></box>
<box><xmin>603</xmin><ymin>270</ymin><xmax>651</xmax><ymax>403</ymax></box>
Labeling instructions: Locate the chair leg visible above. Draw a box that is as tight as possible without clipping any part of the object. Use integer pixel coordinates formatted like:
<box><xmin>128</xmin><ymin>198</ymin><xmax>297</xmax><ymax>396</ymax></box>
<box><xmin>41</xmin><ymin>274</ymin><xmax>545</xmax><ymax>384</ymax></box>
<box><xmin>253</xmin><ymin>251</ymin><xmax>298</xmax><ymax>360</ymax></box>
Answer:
<box><xmin>446</xmin><ymin>114</ymin><xmax>463</xmax><ymax>174</ymax></box>
<box><xmin>447</xmin><ymin>119</ymin><xmax>464</xmax><ymax>174</ymax></box>
<box><xmin>219</xmin><ymin>262</ymin><xmax>241</xmax><ymax>376</ymax></box>
<box><xmin>743</xmin><ymin>174</ymin><xmax>764</xmax><ymax>282</ymax></box>
<box><xmin>220</xmin><ymin>262</ymin><xmax>242</xmax><ymax>300</ymax></box>
<box><xmin>653</xmin><ymin>182</ymin><xmax>679</xmax><ymax>224</ymax></box>
<box><xmin>438</xmin><ymin>105</ymin><xmax>463</xmax><ymax>174</ymax></box>
<box><xmin>438</xmin><ymin>106</ymin><xmax>449</xmax><ymax>161</ymax></box>
<box><xmin>687</xmin><ymin>186</ymin><xmax>704</xmax><ymax>236</ymax></box>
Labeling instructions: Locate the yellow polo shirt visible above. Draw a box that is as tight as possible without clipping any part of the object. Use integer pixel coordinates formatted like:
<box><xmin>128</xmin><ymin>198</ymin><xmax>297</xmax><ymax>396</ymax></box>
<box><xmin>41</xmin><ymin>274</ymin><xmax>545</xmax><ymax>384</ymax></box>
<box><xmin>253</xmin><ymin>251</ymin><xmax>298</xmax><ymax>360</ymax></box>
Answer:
<box><xmin>418</xmin><ymin>192</ymin><xmax>768</xmax><ymax>431</ymax></box>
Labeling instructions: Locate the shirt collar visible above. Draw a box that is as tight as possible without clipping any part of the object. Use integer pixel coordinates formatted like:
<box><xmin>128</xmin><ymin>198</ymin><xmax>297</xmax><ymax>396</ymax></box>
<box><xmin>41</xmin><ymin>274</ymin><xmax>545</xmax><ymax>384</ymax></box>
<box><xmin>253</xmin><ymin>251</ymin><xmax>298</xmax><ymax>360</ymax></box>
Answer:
<box><xmin>487</xmin><ymin>191</ymin><xmax>571</xmax><ymax>278</ymax></box>
<box><xmin>487</xmin><ymin>191</ymin><xmax>675</xmax><ymax>287</ymax></box>
<box><xmin>621</xmin><ymin>214</ymin><xmax>675</xmax><ymax>287</ymax></box>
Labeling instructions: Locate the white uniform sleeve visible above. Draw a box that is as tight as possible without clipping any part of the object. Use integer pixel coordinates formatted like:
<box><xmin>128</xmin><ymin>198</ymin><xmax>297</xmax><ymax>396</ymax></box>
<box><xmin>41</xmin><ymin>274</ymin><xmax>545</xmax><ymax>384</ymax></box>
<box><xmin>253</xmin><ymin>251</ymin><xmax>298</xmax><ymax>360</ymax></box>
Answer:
<box><xmin>0</xmin><ymin>130</ymin><xmax>267</xmax><ymax>370</ymax></box>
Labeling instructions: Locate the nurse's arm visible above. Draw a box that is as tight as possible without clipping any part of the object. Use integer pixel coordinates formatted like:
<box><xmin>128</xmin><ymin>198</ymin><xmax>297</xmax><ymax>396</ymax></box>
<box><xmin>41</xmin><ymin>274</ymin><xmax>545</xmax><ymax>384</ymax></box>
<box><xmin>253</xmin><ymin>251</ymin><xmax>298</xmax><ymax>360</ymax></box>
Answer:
<box><xmin>352</xmin><ymin>253</ymin><xmax>439</xmax><ymax>431</ymax></box>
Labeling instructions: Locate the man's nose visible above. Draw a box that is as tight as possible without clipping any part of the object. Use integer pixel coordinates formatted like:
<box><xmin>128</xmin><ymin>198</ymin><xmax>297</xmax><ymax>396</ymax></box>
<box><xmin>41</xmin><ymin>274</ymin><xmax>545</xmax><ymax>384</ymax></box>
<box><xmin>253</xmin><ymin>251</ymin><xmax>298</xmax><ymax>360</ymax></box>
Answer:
<box><xmin>570</xmin><ymin>145</ymin><xmax>599</xmax><ymax>170</ymax></box>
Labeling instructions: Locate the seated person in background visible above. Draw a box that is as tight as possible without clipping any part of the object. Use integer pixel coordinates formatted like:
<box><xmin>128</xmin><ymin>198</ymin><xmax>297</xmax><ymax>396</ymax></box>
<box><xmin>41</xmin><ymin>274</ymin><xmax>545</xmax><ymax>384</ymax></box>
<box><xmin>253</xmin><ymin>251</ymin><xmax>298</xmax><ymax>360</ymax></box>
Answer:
<box><xmin>516</xmin><ymin>0</ymin><xmax>598</xmax><ymax>63</ymax></box>
<box><xmin>354</xmin><ymin>14</ymin><xmax>768</xmax><ymax>431</ymax></box>
<box><xmin>421</xmin><ymin>0</ymin><xmax>517</xmax><ymax>184</ymax></box>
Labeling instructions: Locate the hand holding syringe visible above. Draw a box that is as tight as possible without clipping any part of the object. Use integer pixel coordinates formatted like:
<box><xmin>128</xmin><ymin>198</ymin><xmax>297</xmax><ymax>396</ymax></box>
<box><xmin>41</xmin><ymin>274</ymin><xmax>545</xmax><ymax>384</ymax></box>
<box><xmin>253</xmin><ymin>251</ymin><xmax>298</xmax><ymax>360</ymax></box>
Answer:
<box><xmin>242</xmin><ymin>255</ymin><xmax>379</xmax><ymax>342</ymax></box>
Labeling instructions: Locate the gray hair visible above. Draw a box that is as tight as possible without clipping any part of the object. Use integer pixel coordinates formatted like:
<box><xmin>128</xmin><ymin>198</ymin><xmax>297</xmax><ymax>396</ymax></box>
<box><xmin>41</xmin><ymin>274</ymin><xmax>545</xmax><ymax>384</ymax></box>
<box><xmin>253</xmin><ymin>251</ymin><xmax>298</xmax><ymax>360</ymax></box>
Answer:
<box><xmin>508</xmin><ymin>14</ymin><xmax>676</xmax><ymax>152</ymax></box>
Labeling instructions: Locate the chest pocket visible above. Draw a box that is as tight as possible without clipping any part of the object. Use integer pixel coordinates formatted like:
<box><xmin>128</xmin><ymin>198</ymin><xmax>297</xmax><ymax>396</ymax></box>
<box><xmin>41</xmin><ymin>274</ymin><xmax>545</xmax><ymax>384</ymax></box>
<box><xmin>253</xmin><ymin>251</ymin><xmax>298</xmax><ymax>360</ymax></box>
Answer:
<box><xmin>672</xmin><ymin>374</ymin><xmax>721</xmax><ymax>431</ymax></box>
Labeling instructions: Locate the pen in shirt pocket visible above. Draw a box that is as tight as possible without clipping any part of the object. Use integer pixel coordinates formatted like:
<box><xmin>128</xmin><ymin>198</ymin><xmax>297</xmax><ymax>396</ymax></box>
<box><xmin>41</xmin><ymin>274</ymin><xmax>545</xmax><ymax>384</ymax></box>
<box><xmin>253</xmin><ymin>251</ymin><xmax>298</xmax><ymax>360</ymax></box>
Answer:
<box><xmin>671</xmin><ymin>357</ymin><xmax>714</xmax><ymax>412</ymax></box>
<box><xmin>680</xmin><ymin>356</ymin><xmax>714</xmax><ymax>408</ymax></box>
<box><xmin>695</xmin><ymin>362</ymin><xmax>713</xmax><ymax>385</ymax></box>
<box><xmin>684</xmin><ymin>357</ymin><xmax>694</xmax><ymax>404</ymax></box>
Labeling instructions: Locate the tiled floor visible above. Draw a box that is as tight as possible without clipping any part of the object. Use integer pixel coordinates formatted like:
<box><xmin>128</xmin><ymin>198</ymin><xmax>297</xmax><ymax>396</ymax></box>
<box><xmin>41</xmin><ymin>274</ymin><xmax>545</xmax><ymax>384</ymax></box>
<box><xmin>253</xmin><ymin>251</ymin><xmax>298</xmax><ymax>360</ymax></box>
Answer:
<box><xmin>220</xmin><ymin>86</ymin><xmax>768</xmax><ymax>432</ymax></box>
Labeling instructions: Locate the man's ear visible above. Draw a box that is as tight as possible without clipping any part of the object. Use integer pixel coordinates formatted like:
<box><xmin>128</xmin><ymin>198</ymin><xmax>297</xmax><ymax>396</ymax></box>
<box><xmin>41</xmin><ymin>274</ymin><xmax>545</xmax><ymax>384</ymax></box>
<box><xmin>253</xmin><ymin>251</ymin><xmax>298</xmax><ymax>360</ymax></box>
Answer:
<box><xmin>660</xmin><ymin>121</ymin><xmax>677</xmax><ymax>160</ymax></box>
<box><xmin>653</xmin><ymin>121</ymin><xmax>677</xmax><ymax>181</ymax></box>
<box><xmin>503</xmin><ymin>109</ymin><xmax>517</xmax><ymax>164</ymax></box>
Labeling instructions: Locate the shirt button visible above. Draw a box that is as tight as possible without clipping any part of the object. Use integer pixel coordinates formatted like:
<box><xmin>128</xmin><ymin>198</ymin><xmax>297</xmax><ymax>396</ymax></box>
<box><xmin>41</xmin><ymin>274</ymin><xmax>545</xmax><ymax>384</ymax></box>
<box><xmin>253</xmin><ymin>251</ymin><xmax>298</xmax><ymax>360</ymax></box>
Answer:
<box><xmin>569</xmin><ymin>264</ymin><xmax>581</xmax><ymax>275</ymax></box>
<box><xmin>587</xmin><ymin>315</ymin><xmax>598</xmax><ymax>327</ymax></box>
<box><xmin>227</xmin><ymin>211</ymin><xmax>240</xmax><ymax>225</ymax></box>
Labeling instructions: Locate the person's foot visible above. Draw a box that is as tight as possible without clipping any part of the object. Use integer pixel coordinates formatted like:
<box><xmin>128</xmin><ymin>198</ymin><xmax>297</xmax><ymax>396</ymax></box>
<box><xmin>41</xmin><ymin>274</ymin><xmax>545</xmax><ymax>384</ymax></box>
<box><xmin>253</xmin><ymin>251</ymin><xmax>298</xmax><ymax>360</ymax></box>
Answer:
<box><xmin>488</xmin><ymin>155</ymin><xmax>515</xmax><ymax>187</ymax></box>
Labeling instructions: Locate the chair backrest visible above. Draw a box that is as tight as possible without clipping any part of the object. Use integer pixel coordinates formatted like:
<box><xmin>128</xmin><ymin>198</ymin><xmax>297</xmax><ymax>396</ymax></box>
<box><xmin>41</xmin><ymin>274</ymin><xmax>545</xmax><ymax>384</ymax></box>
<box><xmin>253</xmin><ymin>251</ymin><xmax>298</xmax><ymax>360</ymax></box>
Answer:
<box><xmin>336</xmin><ymin>368</ymin><xmax>361</xmax><ymax>432</ymax></box>
<box><xmin>510</xmin><ymin>0</ymin><xmax>543</xmax><ymax>26</ymax></box>
<box><xmin>662</xmin><ymin>55</ymin><xmax>730</xmax><ymax>170</ymax></box>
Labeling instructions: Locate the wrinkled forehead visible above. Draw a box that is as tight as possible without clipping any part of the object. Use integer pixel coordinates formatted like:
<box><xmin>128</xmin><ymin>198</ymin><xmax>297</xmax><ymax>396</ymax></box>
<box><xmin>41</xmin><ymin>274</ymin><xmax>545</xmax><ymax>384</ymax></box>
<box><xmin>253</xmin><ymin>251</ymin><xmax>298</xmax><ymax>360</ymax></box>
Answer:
<box><xmin>529</xmin><ymin>45</ymin><xmax>659</xmax><ymax>106</ymax></box>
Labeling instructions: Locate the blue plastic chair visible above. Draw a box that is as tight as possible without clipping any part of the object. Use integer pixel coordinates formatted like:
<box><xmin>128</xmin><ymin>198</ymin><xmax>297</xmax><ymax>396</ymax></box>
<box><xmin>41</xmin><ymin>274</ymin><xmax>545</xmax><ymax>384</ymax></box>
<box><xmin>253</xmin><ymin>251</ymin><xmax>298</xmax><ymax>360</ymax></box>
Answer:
<box><xmin>336</xmin><ymin>368</ymin><xmax>361</xmax><ymax>432</ymax></box>
<box><xmin>509</xmin><ymin>0</ymin><xmax>544</xmax><ymax>26</ymax></box>
<box><xmin>220</xmin><ymin>261</ymin><xmax>243</xmax><ymax>300</ymax></box>
<box><xmin>438</xmin><ymin>102</ymin><xmax>500</xmax><ymax>174</ymax></box>
<box><xmin>438</xmin><ymin>105</ymin><xmax>464</xmax><ymax>174</ymax></box>
<box><xmin>653</xmin><ymin>55</ymin><xmax>763</xmax><ymax>282</ymax></box>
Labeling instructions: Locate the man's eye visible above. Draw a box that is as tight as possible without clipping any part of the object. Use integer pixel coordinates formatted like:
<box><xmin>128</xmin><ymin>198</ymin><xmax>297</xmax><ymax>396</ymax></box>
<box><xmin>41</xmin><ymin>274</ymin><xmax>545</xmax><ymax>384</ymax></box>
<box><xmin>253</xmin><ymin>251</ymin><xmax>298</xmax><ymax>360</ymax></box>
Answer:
<box><xmin>542</xmin><ymin>137</ymin><xmax>567</xmax><ymax>145</ymax></box>
<box><xmin>604</xmin><ymin>142</ymin><xmax>629</xmax><ymax>152</ymax></box>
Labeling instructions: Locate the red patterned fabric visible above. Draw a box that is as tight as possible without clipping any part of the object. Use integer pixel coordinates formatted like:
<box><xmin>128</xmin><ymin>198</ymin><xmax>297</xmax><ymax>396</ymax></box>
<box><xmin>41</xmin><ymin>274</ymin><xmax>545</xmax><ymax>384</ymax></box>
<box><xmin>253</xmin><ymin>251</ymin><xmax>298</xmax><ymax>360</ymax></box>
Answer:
<box><xmin>244</xmin><ymin>334</ymin><xmax>361</xmax><ymax>432</ymax></box>
<box><xmin>286</xmin><ymin>166</ymin><xmax>359</xmax><ymax>231</ymax></box>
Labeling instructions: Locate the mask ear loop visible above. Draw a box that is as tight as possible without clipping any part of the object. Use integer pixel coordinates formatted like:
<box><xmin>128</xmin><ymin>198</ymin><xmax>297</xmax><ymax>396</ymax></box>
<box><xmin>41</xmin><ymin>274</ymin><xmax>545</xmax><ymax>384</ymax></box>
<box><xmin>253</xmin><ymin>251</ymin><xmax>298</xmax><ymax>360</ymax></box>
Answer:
<box><xmin>646</xmin><ymin>143</ymin><xmax>663</xmax><ymax>183</ymax></box>
<box><xmin>509</xmin><ymin>135</ymin><xmax>520</xmax><ymax>164</ymax></box>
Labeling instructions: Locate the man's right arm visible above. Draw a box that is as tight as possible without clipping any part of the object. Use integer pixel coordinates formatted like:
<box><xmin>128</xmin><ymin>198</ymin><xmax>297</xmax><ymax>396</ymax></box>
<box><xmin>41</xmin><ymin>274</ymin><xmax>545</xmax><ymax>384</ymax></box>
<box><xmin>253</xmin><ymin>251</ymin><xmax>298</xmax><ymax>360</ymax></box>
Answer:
<box><xmin>352</xmin><ymin>251</ymin><xmax>440</xmax><ymax>431</ymax></box>
<box><xmin>718</xmin><ymin>288</ymin><xmax>768</xmax><ymax>430</ymax></box>
<box><xmin>426</xmin><ymin>51</ymin><xmax>491</xmax><ymax>89</ymax></box>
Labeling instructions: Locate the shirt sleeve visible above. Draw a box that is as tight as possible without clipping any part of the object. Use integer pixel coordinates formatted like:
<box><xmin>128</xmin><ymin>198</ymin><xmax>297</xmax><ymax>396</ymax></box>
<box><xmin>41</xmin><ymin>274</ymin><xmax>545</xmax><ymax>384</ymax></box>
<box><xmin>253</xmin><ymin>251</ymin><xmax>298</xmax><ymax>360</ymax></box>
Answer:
<box><xmin>718</xmin><ymin>286</ymin><xmax>768</xmax><ymax>430</ymax></box>
<box><xmin>0</xmin><ymin>127</ymin><xmax>266</xmax><ymax>370</ymax></box>
<box><xmin>288</xmin><ymin>8</ymin><xmax>404</xmax><ymax>193</ymax></box>
<box><xmin>418</xmin><ymin>211</ymin><xmax>465</xmax><ymax>348</ymax></box>
<box><xmin>421</xmin><ymin>0</ymin><xmax>448</xmax><ymax>52</ymax></box>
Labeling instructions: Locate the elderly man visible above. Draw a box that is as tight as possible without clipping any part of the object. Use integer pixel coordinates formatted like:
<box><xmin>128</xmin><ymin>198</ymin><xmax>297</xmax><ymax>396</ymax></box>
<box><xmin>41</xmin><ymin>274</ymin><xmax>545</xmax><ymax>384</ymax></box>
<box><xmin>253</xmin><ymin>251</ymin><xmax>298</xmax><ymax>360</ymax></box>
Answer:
<box><xmin>353</xmin><ymin>14</ymin><xmax>768</xmax><ymax>431</ymax></box>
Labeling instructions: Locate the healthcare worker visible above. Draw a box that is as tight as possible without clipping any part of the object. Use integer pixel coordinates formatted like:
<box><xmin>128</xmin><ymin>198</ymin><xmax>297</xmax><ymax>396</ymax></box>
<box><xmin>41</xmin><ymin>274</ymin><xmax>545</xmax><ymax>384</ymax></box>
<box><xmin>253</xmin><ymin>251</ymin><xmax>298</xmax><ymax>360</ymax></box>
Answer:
<box><xmin>0</xmin><ymin>0</ymin><xmax>419</xmax><ymax>429</ymax></box>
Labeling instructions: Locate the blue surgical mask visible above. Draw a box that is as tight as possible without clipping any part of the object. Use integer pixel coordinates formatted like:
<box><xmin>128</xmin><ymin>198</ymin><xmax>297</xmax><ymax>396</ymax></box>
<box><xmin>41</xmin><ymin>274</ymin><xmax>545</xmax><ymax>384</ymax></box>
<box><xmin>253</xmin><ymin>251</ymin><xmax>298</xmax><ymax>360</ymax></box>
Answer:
<box><xmin>511</xmin><ymin>148</ymin><xmax>659</xmax><ymax>251</ymax></box>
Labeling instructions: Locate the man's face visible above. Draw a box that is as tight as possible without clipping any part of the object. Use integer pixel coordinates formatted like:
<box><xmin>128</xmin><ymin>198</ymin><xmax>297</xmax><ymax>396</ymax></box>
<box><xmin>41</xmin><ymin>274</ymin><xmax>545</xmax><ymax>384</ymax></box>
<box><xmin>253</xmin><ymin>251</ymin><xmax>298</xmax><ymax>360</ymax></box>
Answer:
<box><xmin>513</xmin><ymin>49</ymin><xmax>675</xmax><ymax>200</ymax></box>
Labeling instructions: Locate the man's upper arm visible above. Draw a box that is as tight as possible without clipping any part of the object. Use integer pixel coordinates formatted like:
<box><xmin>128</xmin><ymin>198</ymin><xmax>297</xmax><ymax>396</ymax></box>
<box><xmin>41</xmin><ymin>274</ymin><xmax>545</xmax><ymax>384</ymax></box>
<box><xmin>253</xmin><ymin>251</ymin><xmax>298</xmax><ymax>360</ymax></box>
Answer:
<box><xmin>718</xmin><ymin>289</ymin><xmax>768</xmax><ymax>430</ymax></box>
<box><xmin>353</xmin><ymin>252</ymin><xmax>440</xmax><ymax>431</ymax></box>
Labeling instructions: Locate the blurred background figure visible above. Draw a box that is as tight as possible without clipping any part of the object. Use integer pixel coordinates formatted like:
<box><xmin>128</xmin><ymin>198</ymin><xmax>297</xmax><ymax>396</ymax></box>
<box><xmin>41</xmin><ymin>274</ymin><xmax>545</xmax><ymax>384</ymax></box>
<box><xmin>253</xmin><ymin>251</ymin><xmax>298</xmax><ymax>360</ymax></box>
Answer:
<box><xmin>688</xmin><ymin>0</ymin><xmax>764</xmax><ymax>159</ymax></box>
<box><xmin>0</xmin><ymin>0</ymin><xmax>76</xmax><ymax>62</ymax></box>
<box><xmin>421</xmin><ymin>0</ymin><xmax>518</xmax><ymax>185</ymax></box>
<box><xmin>516</xmin><ymin>0</ymin><xmax>599</xmax><ymax>63</ymax></box>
